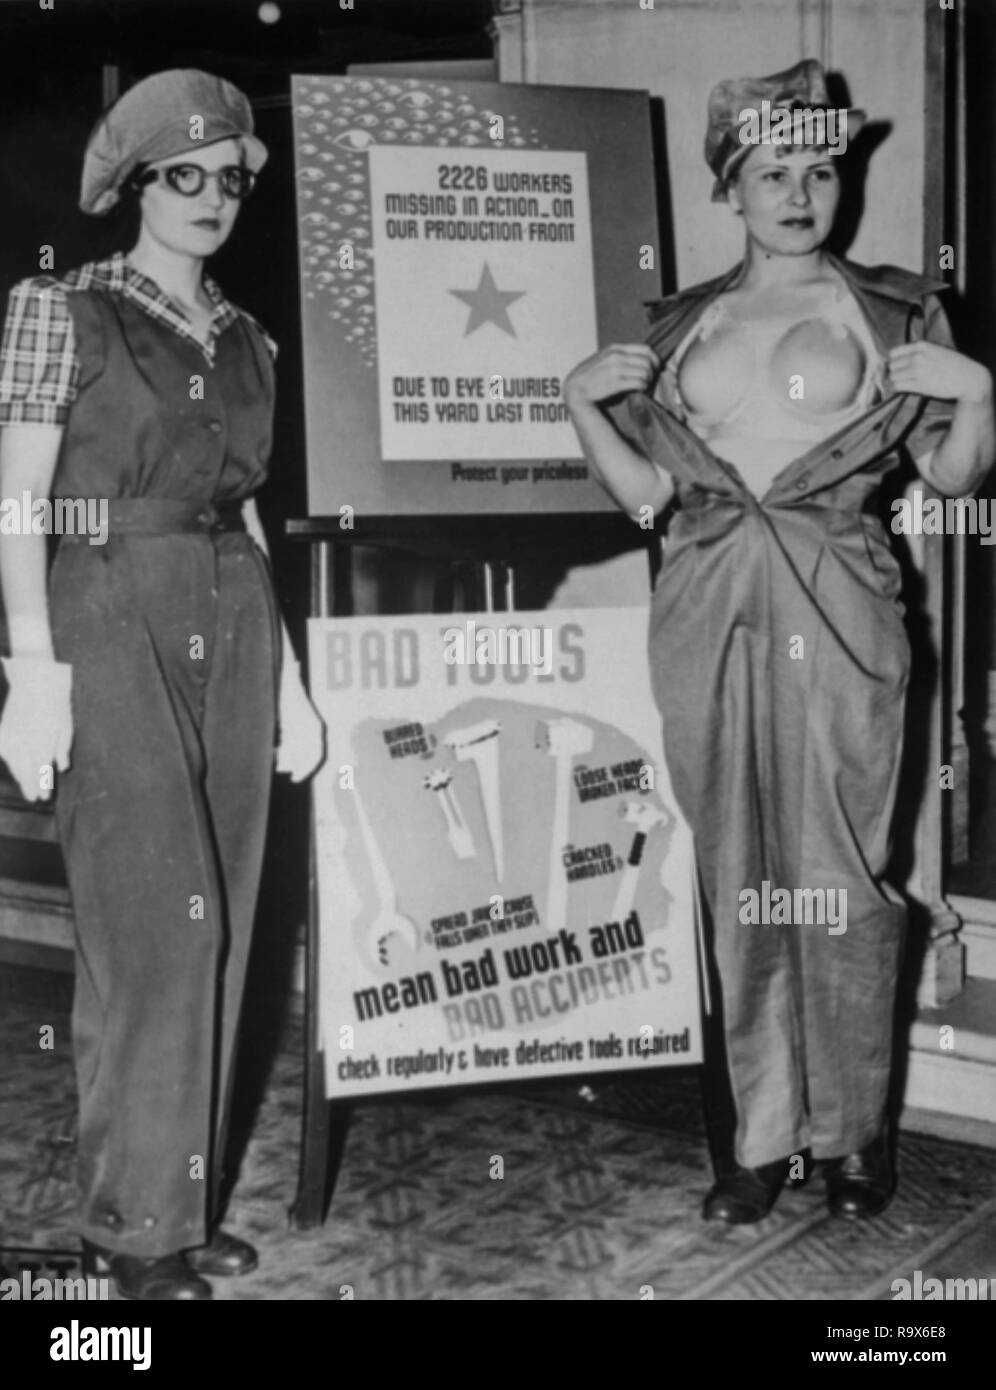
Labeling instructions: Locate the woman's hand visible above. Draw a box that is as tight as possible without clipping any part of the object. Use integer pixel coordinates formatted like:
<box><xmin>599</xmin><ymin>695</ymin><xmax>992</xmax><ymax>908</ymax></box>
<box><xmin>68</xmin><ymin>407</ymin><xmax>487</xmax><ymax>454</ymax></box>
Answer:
<box><xmin>275</xmin><ymin>661</ymin><xmax>326</xmax><ymax>783</ymax></box>
<box><xmin>564</xmin><ymin>344</ymin><xmax>660</xmax><ymax>411</ymax></box>
<box><xmin>892</xmin><ymin>343</ymin><xmax>996</xmax><ymax>496</ymax></box>
<box><xmin>0</xmin><ymin>656</ymin><xmax>73</xmax><ymax>802</ymax></box>
<box><xmin>888</xmin><ymin>342</ymin><xmax>993</xmax><ymax>404</ymax></box>
<box><xmin>560</xmin><ymin>344</ymin><xmax>672</xmax><ymax>520</ymax></box>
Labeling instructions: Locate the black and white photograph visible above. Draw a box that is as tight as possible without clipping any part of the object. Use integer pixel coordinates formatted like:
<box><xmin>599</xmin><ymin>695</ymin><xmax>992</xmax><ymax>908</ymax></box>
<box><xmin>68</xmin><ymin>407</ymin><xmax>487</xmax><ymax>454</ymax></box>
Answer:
<box><xmin>0</xmin><ymin>0</ymin><xmax>993</xmax><ymax>1354</ymax></box>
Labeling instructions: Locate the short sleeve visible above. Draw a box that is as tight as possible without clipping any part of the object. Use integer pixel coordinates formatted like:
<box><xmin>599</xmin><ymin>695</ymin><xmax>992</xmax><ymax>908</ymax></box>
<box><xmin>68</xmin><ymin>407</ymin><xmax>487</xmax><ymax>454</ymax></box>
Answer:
<box><xmin>238</xmin><ymin>308</ymin><xmax>278</xmax><ymax>363</ymax></box>
<box><xmin>903</xmin><ymin>292</ymin><xmax>958</xmax><ymax>463</ymax></box>
<box><xmin>0</xmin><ymin>278</ymin><xmax>79</xmax><ymax>427</ymax></box>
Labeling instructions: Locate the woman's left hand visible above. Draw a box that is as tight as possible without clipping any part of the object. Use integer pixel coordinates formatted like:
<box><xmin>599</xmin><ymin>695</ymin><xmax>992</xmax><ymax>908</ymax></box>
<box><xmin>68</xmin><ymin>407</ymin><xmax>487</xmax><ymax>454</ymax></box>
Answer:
<box><xmin>275</xmin><ymin>662</ymin><xmax>326</xmax><ymax>782</ymax></box>
<box><xmin>888</xmin><ymin>342</ymin><xmax>993</xmax><ymax>404</ymax></box>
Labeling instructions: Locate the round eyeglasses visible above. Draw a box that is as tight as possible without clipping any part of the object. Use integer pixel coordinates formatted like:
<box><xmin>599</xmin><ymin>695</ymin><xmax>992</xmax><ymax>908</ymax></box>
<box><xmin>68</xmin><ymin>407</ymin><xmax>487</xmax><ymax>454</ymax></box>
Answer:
<box><xmin>134</xmin><ymin>164</ymin><xmax>257</xmax><ymax>200</ymax></box>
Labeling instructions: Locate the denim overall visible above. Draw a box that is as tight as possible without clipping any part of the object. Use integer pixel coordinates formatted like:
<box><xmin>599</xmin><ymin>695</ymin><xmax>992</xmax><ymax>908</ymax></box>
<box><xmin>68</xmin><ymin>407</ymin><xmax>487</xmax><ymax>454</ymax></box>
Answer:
<box><xmin>50</xmin><ymin>285</ymin><xmax>280</xmax><ymax>1255</ymax></box>
<box><xmin>624</xmin><ymin>256</ymin><xmax>955</xmax><ymax>1168</ymax></box>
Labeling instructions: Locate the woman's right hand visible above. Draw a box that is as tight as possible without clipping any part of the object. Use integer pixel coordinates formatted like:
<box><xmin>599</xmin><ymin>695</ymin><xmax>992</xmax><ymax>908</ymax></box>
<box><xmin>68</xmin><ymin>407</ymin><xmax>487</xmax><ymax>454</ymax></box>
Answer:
<box><xmin>275</xmin><ymin>660</ymin><xmax>326</xmax><ymax>784</ymax></box>
<box><xmin>0</xmin><ymin>423</ymin><xmax>68</xmax><ymax>800</ymax></box>
<box><xmin>563</xmin><ymin>344</ymin><xmax>660</xmax><ymax>411</ymax></box>
<box><xmin>0</xmin><ymin>656</ymin><xmax>73</xmax><ymax>802</ymax></box>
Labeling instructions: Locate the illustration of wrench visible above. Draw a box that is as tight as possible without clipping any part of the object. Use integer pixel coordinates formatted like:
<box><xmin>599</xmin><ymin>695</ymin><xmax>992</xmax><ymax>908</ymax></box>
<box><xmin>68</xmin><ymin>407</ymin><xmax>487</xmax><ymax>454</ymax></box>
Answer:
<box><xmin>351</xmin><ymin>785</ymin><xmax>418</xmax><ymax>967</ymax></box>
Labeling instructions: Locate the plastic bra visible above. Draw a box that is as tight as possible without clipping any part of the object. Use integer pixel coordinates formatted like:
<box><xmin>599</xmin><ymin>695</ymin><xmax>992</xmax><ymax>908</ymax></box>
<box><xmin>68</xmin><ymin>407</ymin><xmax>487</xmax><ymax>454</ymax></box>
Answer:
<box><xmin>660</xmin><ymin>282</ymin><xmax>886</xmax><ymax>497</ymax></box>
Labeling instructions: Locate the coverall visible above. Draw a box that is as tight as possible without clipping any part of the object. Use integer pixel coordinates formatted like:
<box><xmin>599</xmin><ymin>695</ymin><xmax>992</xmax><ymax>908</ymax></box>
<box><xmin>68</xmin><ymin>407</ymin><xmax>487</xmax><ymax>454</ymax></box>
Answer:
<box><xmin>1</xmin><ymin>257</ymin><xmax>280</xmax><ymax>1255</ymax></box>
<box><xmin>623</xmin><ymin>255</ymin><xmax>956</xmax><ymax>1169</ymax></box>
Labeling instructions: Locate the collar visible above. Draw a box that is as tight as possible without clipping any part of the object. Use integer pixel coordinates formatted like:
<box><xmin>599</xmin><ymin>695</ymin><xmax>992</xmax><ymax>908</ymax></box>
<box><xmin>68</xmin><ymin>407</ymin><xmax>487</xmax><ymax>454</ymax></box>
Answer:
<box><xmin>825</xmin><ymin>254</ymin><xmax>948</xmax><ymax>303</ymax></box>
<box><xmin>113</xmin><ymin>250</ymin><xmax>238</xmax><ymax>337</ymax></box>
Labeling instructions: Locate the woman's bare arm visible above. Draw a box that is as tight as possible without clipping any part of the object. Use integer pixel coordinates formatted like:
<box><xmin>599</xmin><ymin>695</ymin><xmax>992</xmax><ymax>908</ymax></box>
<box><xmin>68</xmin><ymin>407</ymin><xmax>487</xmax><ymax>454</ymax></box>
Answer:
<box><xmin>241</xmin><ymin>495</ymin><xmax>296</xmax><ymax>670</ymax></box>
<box><xmin>0</xmin><ymin>424</ymin><xmax>63</xmax><ymax>658</ymax></box>
<box><xmin>242</xmin><ymin>494</ymin><xmax>326</xmax><ymax>782</ymax></box>
<box><xmin>564</xmin><ymin>345</ymin><xmax>674</xmax><ymax>520</ymax></box>
<box><xmin>889</xmin><ymin>342</ymin><xmax>995</xmax><ymax>496</ymax></box>
<box><xmin>920</xmin><ymin>392</ymin><xmax>995</xmax><ymax>496</ymax></box>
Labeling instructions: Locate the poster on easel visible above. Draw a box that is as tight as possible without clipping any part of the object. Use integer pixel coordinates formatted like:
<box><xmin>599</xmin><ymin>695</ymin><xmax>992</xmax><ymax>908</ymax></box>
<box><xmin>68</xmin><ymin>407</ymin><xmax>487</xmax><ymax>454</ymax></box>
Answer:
<box><xmin>307</xmin><ymin>608</ymin><xmax>702</xmax><ymax>1098</ymax></box>
<box><xmin>291</xmin><ymin>74</ymin><xmax>661</xmax><ymax>515</ymax></box>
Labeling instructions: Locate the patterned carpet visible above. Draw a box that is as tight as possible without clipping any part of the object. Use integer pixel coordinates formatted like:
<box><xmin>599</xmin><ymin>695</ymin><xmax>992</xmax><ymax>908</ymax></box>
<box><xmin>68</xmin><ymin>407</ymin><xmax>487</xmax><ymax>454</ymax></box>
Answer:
<box><xmin>2</xmin><ymin>962</ymin><xmax>995</xmax><ymax>1301</ymax></box>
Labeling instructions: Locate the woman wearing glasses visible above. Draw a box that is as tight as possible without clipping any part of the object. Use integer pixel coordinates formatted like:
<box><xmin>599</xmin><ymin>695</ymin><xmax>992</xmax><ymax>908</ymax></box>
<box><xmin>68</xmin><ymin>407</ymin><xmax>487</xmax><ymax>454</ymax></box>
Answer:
<box><xmin>0</xmin><ymin>69</ymin><xmax>324</xmax><ymax>1298</ymax></box>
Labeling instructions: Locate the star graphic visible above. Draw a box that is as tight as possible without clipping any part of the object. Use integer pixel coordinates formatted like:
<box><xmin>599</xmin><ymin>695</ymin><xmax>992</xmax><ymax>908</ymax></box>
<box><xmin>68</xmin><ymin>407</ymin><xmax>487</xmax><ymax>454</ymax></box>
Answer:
<box><xmin>449</xmin><ymin>262</ymin><xmax>525</xmax><ymax>337</ymax></box>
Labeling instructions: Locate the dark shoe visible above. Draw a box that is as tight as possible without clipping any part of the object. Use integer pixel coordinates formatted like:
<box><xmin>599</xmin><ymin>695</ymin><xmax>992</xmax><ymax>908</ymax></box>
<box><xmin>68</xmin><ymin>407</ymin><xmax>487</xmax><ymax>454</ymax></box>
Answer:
<box><xmin>82</xmin><ymin>1240</ymin><xmax>212</xmax><ymax>1300</ymax></box>
<box><xmin>702</xmin><ymin>1158</ymin><xmax>789</xmax><ymax>1224</ymax></box>
<box><xmin>824</xmin><ymin>1132</ymin><xmax>895</xmax><ymax>1220</ymax></box>
<box><xmin>184</xmin><ymin>1227</ymin><xmax>258</xmax><ymax>1277</ymax></box>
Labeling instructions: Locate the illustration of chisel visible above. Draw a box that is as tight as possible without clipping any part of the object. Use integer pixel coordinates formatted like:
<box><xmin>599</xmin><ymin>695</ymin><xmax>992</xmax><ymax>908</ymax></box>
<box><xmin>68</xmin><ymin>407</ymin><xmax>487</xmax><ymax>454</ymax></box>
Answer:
<box><xmin>424</xmin><ymin>767</ymin><xmax>476</xmax><ymax>860</ymax></box>
<box><xmin>443</xmin><ymin>720</ymin><xmax>503</xmax><ymax>880</ymax></box>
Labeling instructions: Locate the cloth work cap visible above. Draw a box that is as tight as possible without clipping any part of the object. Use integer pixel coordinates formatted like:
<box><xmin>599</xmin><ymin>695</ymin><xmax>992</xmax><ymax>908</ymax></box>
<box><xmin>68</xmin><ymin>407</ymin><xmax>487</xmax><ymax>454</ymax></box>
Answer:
<box><xmin>80</xmin><ymin>68</ymin><xmax>268</xmax><ymax>216</ymax></box>
<box><xmin>704</xmin><ymin>57</ymin><xmax>865</xmax><ymax>202</ymax></box>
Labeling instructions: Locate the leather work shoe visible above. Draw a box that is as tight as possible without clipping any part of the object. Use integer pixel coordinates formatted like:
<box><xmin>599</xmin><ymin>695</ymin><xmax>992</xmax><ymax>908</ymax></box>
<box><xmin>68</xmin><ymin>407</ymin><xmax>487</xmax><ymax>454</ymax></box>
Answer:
<box><xmin>824</xmin><ymin>1132</ymin><xmax>895</xmax><ymax>1220</ymax></box>
<box><xmin>184</xmin><ymin>1228</ymin><xmax>258</xmax><ymax>1277</ymax></box>
<box><xmin>702</xmin><ymin>1157</ymin><xmax>790</xmax><ymax>1224</ymax></box>
<box><xmin>81</xmin><ymin>1241</ymin><xmax>212</xmax><ymax>1300</ymax></box>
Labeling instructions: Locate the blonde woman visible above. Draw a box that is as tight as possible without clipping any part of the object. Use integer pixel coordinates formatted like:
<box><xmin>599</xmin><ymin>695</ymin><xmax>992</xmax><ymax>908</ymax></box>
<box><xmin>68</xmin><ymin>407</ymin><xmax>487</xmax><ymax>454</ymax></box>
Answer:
<box><xmin>565</xmin><ymin>60</ymin><xmax>993</xmax><ymax>1224</ymax></box>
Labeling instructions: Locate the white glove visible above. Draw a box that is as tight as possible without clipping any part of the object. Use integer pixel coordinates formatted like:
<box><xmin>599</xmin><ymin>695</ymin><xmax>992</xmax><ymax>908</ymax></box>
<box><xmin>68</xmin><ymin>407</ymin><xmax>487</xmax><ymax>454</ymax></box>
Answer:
<box><xmin>0</xmin><ymin>656</ymin><xmax>73</xmax><ymax>802</ymax></box>
<box><xmin>275</xmin><ymin>660</ymin><xmax>326</xmax><ymax>783</ymax></box>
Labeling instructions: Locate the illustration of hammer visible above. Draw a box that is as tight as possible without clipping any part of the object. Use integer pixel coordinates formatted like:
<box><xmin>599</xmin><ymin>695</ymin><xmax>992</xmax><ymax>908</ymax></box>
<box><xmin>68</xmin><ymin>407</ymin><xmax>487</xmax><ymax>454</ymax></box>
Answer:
<box><xmin>535</xmin><ymin>717</ymin><xmax>594</xmax><ymax>933</ymax></box>
<box><xmin>611</xmin><ymin>799</ymin><xmax>674</xmax><ymax>922</ymax></box>
<box><xmin>443</xmin><ymin>720</ymin><xmax>504</xmax><ymax>880</ymax></box>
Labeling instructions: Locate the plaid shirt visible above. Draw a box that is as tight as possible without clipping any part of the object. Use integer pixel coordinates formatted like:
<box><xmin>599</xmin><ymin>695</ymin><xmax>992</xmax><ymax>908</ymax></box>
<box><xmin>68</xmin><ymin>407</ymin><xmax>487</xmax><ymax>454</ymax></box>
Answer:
<box><xmin>0</xmin><ymin>251</ymin><xmax>277</xmax><ymax>427</ymax></box>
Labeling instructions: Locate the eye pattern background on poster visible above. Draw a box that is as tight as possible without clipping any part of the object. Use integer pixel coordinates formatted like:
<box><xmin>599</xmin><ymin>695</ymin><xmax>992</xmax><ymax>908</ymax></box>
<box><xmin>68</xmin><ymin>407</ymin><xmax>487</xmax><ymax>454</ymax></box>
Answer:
<box><xmin>308</xmin><ymin>609</ymin><xmax>702</xmax><ymax>1099</ymax></box>
<box><xmin>292</xmin><ymin>74</ymin><xmax>661</xmax><ymax>515</ymax></box>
